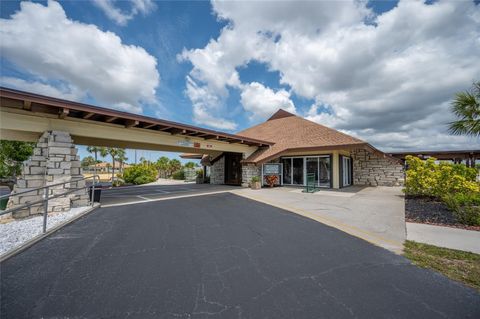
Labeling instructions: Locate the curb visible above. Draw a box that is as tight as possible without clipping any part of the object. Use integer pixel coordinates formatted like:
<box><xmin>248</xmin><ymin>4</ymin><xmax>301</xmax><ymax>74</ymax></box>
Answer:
<box><xmin>0</xmin><ymin>203</ymin><xmax>101</xmax><ymax>263</ymax></box>
<box><xmin>232</xmin><ymin>191</ymin><xmax>405</xmax><ymax>255</ymax></box>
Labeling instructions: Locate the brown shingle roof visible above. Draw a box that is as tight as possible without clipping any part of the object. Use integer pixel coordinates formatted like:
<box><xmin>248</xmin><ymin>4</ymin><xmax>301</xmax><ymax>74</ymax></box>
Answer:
<box><xmin>237</xmin><ymin>109</ymin><xmax>368</xmax><ymax>164</ymax></box>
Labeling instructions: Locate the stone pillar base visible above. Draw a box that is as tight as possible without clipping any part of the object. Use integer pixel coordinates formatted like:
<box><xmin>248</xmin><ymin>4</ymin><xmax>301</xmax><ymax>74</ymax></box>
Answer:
<box><xmin>7</xmin><ymin>131</ymin><xmax>89</xmax><ymax>219</ymax></box>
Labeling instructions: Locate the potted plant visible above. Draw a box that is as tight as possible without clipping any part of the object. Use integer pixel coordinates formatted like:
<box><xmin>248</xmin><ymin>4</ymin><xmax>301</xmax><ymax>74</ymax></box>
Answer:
<box><xmin>250</xmin><ymin>176</ymin><xmax>261</xmax><ymax>190</ymax></box>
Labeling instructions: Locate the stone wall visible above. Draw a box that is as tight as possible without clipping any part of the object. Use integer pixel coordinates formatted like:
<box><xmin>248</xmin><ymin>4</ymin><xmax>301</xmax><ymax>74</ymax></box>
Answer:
<box><xmin>241</xmin><ymin>164</ymin><xmax>261</xmax><ymax>187</ymax></box>
<box><xmin>351</xmin><ymin>149</ymin><xmax>404</xmax><ymax>186</ymax></box>
<box><xmin>210</xmin><ymin>155</ymin><xmax>225</xmax><ymax>185</ymax></box>
<box><xmin>6</xmin><ymin>131</ymin><xmax>89</xmax><ymax>218</ymax></box>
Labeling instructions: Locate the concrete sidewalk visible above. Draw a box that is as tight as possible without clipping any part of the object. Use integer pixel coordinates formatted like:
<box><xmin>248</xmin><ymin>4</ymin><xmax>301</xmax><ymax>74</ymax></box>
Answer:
<box><xmin>407</xmin><ymin>222</ymin><xmax>480</xmax><ymax>254</ymax></box>
<box><xmin>233</xmin><ymin>186</ymin><xmax>406</xmax><ymax>253</ymax></box>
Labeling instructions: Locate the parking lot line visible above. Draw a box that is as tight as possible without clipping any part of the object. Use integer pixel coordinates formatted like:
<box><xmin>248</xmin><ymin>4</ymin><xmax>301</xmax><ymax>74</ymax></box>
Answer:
<box><xmin>101</xmin><ymin>190</ymin><xmax>233</xmax><ymax>208</ymax></box>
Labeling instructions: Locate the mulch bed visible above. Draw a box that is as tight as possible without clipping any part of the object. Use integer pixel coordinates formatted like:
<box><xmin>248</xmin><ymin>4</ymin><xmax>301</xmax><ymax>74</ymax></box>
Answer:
<box><xmin>405</xmin><ymin>196</ymin><xmax>480</xmax><ymax>232</ymax></box>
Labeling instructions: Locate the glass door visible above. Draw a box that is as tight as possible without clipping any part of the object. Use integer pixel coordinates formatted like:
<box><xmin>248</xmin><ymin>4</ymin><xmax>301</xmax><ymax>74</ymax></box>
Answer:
<box><xmin>318</xmin><ymin>157</ymin><xmax>331</xmax><ymax>187</ymax></box>
<box><xmin>281</xmin><ymin>158</ymin><xmax>292</xmax><ymax>184</ymax></box>
<box><xmin>306</xmin><ymin>157</ymin><xmax>319</xmax><ymax>186</ymax></box>
<box><xmin>292</xmin><ymin>158</ymin><xmax>304</xmax><ymax>185</ymax></box>
<box><xmin>342</xmin><ymin>156</ymin><xmax>352</xmax><ymax>186</ymax></box>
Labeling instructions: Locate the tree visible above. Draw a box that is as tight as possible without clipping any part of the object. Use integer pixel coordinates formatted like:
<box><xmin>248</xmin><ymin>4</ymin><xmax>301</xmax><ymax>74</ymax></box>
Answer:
<box><xmin>448</xmin><ymin>81</ymin><xmax>480</xmax><ymax>137</ymax></box>
<box><xmin>156</xmin><ymin>156</ymin><xmax>170</xmax><ymax>178</ymax></box>
<box><xmin>117</xmin><ymin>149</ymin><xmax>128</xmax><ymax>172</ymax></box>
<box><xmin>168</xmin><ymin>159</ymin><xmax>182</xmax><ymax>177</ymax></box>
<box><xmin>100</xmin><ymin>147</ymin><xmax>126</xmax><ymax>185</ymax></box>
<box><xmin>86</xmin><ymin>146</ymin><xmax>106</xmax><ymax>177</ymax></box>
<box><xmin>184</xmin><ymin>161</ymin><xmax>197</xmax><ymax>169</ymax></box>
<box><xmin>81</xmin><ymin>156</ymin><xmax>96</xmax><ymax>168</ymax></box>
<box><xmin>0</xmin><ymin>140</ymin><xmax>35</xmax><ymax>190</ymax></box>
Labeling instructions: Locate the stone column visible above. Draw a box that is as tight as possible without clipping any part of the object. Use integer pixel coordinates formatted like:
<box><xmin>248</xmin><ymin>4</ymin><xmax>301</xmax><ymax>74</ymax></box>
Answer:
<box><xmin>6</xmin><ymin>131</ymin><xmax>89</xmax><ymax>219</ymax></box>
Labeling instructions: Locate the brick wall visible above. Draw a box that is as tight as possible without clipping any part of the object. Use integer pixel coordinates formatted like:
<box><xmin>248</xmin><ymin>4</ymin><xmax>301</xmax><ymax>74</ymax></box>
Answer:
<box><xmin>241</xmin><ymin>164</ymin><xmax>261</xmax><ymax>187</ymax></box>
<box><xmin>351</xmin><ymin>149</ymin><xmax>404</xmax><ymax>186</ymax></box>
<box><xmin>210</xmin><ymin>156</ymin><xmax>225</xmax><ymax>185</ymax></box>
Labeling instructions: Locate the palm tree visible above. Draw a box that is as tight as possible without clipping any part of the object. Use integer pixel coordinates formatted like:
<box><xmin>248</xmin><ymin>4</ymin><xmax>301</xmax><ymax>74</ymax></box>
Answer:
<box><xmin>168</xmin><ymin>159</ymin><xmax>182</xmax><ymax>178</ymax></box>
<box><xmin>448</xmin><ymin>81</ymin><xmax>480</xmax><ymax>137</ymax></box>
<box><xmin>117</xmin><ymin>149</ymin><xmax>128</xmax><ymax>173</ymax></box>
<box><xmin>100</xmin><ymin>148</ymin><xmax>124</xmax><ymax>185</ymax></box>
<box><xmin>86</xmin><ymin>146</ymin><xmax>106</xmax><ymax>180</ymax></box>
<box><xmin>156</xmin><ymin>156</ymin><xmax>169</xmax><ymax>178</ymax></box>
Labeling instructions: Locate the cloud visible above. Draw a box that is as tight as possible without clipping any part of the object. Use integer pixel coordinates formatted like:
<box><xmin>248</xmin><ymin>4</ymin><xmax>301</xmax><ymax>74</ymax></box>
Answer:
<box><xmin>0</xmin><ymin>0</ymin><xmax>159</xmax><ymax>113</ymax></box>
<box><xmin>0</xmin><ymin>77</ymin><xmax>84</xmax><ymax>102</ymax></box>
<box><xmin>182</xmin><ymin>0</ymin><xmax>480</xmax><ymax>150</ymax></box>
<box><xmin>240</xmin><ymin>82</ymin><xmax>296</xmax><ymax>121</ymax></box>
<box><xmin>93</xmin><ymin>0</ymin><xmax>155</xmax><ymax>26</ymax></box>
<box><xmin>185</xmin><ymin>76</ymin><xmax>237</xmax><ymax>130</ymax></box>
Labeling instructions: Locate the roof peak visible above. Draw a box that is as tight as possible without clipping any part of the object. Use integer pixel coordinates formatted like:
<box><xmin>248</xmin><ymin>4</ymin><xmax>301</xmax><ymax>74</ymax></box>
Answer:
<box><xmin>267</xmin><ymin>109</ymin><xmax>296</xmax><ymax>121</ymax></box>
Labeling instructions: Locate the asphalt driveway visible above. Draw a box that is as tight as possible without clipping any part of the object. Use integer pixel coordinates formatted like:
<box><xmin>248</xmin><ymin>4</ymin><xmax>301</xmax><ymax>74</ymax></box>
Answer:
<box><xmin>100</xmin><ymin>183</ymin><xmax>238</xmax><ymax>206</ymax></box>
<box><xmin>1</xmin><ymin>193</ymin><xmax>479</xmax><ymax>318</ymax></box>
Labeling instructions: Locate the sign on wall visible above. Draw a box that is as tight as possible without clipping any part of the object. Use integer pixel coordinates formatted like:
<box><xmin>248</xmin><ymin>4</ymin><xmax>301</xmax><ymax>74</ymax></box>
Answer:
<box><xmin>263</xmin><ymin>163</ymin><xmax>281</xmax><ymax>175</ymax></box>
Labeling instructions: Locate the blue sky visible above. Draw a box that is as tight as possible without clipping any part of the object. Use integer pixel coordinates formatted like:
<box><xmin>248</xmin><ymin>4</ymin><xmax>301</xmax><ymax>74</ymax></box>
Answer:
<box><xmin>1</xmin><ymin>0</ymin><xmax>479</xmax><ymax>163</ymax></box>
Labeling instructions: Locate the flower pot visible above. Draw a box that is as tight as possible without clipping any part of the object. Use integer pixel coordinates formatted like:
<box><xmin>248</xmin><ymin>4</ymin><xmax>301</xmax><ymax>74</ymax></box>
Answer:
<box><xmin>250</xmin><ymin>181</ymin><xmax>261</xmax><ymax>190</ymax></box>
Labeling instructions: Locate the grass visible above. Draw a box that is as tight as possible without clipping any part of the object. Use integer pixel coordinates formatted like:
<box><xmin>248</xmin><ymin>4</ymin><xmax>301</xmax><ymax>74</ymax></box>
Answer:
<box><xmin>403</xmin><ymin>240</ymin><xmax>480</xmax><ymax>291</ymax></box>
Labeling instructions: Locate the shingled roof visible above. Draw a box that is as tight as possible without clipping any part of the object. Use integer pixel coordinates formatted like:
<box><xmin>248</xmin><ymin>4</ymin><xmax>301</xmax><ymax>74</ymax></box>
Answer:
<box><xmin>237</xmin><ymin>109</ymin><xmax>369</xmax><ymax>164</ymax></box>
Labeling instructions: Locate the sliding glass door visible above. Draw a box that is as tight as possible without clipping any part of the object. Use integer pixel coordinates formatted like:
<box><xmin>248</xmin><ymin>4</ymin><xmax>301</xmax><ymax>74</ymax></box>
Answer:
<box><xmin>292</xmin><ymin>158</ymin><xmax>304</xmax><ymax>185</ymax></box>
<box><xmin>342</xmin><ymin>156</ymin><xmax>352</xmax><ymax>187</ymax></box>
<box><xmin>281</xmin><ymin>158</ymin><xmax>292</xmax><ymax>184</ymax></box>
<box><xmin>319</xmin><ymin>157</ymin><xmax>331</xmax><ymax>187</ymax></box>
<box><xmin>281</xmin><ymin>156</ymin><xmax>331</xmax><ymax>188</ymax></box>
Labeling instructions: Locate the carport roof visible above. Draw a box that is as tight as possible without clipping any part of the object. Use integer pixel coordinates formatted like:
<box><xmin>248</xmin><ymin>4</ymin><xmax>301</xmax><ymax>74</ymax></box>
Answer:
<box><xmin>0</xmin><ymin>87</ymin><xmax>273</xmax><ymax>147</ymax></box>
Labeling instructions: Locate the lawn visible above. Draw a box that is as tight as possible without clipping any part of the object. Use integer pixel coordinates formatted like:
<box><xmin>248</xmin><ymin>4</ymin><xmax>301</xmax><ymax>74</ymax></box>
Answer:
<box><xmin>404</xmin><ymin>240</ymin><xmax>480</xmax><ymax>291</ymax></box>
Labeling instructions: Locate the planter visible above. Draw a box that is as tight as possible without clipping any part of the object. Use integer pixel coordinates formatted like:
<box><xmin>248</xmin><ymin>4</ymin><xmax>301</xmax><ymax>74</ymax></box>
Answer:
<box><xmin>196</xmin><ymin>177</ymin><xmax>204</xmax><ymax>184</ymax></box>
<box><xmin>250</xmin><ymin>181</ymin><xmax>261</xmax><ymax>190</ymax></box>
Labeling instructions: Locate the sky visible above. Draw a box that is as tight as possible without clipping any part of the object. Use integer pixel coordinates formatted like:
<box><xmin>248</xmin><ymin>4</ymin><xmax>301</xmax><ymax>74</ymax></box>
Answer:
<box><xmin>1</xmin><ymin>0</ymin><xmax>479</xmax><ymax>163</ymax></box>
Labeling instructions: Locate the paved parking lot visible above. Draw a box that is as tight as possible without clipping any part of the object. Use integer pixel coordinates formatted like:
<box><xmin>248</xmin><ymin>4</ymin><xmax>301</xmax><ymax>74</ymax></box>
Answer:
<box><xmin>100</xmin><ymin>183</ymin><xmax>238</xmax><ymax>206</ymax></box>
<box><xmin>1</xmin><ymin>192</ymin><xmax>479</xmax><ymax>318</ymax></box>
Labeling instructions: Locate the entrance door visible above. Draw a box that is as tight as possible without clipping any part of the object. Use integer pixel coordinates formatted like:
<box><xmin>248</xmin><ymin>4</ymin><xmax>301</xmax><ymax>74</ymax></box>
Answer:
<box><xmin>342</xmin><ymin>156</ymin><xmax>352</xmax><ymax>187</ymax></box>
<box><xmin>224</xmin><ymin>153</ymin><xmax>242</xmax><ymax>185</ymax></box>
<box><xmin>292</xmin><ymin>158</ymin><xmax>304</xmax><ymax>185</ymax></box>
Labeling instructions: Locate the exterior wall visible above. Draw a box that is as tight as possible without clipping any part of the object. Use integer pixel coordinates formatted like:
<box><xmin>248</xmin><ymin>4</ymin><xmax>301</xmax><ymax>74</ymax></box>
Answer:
<box><xmin>351</xmin><ymin>149</ymin><xmax>404</xmax><ymax>186</ymax></box>
<box><xmin>241</xmin><ymin>164</ymin><xmax>261</xmax><ymax>187</ymax></box>
<box><xmin>6</xmin><ymin>131</ymin><xmax>89</xmax><ymax>219</ymax></box>
<box><xmin>210</xmin><ymin>156</ymin><xmax>225</xmax><ymax>185</ymax></box>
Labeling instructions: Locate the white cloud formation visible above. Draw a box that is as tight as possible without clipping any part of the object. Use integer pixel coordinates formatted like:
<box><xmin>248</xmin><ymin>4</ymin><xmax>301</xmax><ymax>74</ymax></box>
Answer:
<box><xmin>0</xmin><ymin>77</ymin><xmax>84</xmax><ymax>102</ymax></box>
<box><xmin>240</xmin><ymin>82</ymin><xmax>296</xmax><ymax>121</ymax></box>
<box><xmin>0</xmin><ymin>0</ymin><xmax>159</xmax><ymax>113</ymax></box>
<box><xmin>182</xmin><ymin>0</ymin><xmax>480</xmax><ymax>150</ymax></box>
<box><xmin>93</xmin><ymin>0</ymin><xmax>155</xmax><ymax>26</ymax></box>
<box><xmin>185</xmin><ymin>76</ymin><xmax>237</xmax><ymax>130</ymax></box>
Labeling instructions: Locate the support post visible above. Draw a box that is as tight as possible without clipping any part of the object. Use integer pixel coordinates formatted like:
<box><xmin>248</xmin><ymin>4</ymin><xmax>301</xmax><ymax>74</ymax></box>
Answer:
<box><xmin>43</xmin><ymin>186</ymin><xmax>49</xmax><ymax>233</ymax></box>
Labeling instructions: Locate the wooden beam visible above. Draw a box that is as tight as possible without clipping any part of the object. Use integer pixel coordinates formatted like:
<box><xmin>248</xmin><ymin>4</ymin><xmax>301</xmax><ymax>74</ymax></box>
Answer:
<box><xmin>142</xmin><ymin>123</ymin><xmax>157</xmax><ymax>129</ymax></box>
<box><xmin>83</xmin><ymin>112</ymin><xmax>95</xmax><ymax>119</ymax></box>
<box><xmin>59</xmin><ymin>108</ymin><xmax>69</xmax><ymax>119</ymax></box>
<box><xmin>23</xmin><ymin>100</ymin><xmax>32</xmax><ymax>110</ymax></box>
<box><xmin>158</xmin><ymin>126</ymin><xmax>172</xmax><ymax>131</ymax></box>
<box><xmin>105</xmin><ymin>116</ymin><xmax>118</xmax><ymax>123</ymax></box>
<box><xmin>125</xmin><ymin>119</ymin><xmax>139</xmax><ymax>128</ymax></box>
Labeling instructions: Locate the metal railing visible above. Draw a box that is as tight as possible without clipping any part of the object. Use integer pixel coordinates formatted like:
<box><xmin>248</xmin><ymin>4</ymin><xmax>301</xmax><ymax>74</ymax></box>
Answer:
<box><xmin>0</xmin><ymin>175</ymin><xmax>99</xmax><ymax>233</ymax></box>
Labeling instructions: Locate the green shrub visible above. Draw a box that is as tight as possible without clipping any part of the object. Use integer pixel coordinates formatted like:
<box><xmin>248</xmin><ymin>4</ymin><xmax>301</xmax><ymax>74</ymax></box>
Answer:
<box><xmin>443</xmin><ymin>193</ymin><xmax>480</xmax><ymax>226</ymax></box>
<box><xmin>172</xmin><ymin>170</ymin><xmax>185</xmax><ymax>180</ymax></box>
<box><xmin>196</xmin><ymin>169</ymin><xmax>204</xmax><ymax>178</ymax></box>
<box><xmin>404</xmin><ymin>156</ymin><xmax>479</xmax><ymax>197</ymax></box>
<box><xmin>122</xmin><ymin>164</ymin><xmax>157</xmax><ymax>185</ymax></box>
<box><xmin>251</xmin><ymin>176</ymin><xmax>260</xmax><ymax>183</ymax></box>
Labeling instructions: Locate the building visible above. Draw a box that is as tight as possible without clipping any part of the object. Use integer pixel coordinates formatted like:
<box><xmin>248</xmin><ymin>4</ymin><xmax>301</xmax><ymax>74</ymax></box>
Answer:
<box><xmin>188</xmin><ymin>109</ymin><xmax>405</xmax><ymax>188</ymax></box>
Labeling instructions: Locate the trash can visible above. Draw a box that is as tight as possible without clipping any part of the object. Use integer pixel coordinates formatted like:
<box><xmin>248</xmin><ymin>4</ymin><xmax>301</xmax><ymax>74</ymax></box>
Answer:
<box><xmin>0</xmin><ymin>197</ymin><xmax>8</xmax><ymax>210</ymax></box>
<box><xmin>89</xmin><ymin>187</ymin><xmax>102</xmax><ymax>203</ymax></box>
